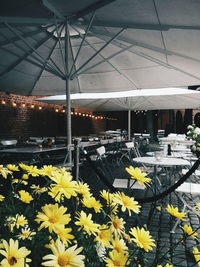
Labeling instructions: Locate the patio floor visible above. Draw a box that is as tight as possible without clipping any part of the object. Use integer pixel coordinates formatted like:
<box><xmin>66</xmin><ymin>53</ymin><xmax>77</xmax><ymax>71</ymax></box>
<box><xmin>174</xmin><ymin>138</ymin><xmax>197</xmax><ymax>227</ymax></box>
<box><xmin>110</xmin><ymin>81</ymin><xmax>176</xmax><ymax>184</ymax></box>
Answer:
<box><xmin>79</xmin><ymin>148</ymin><xmax>200</xmax><ymax>267</ymax></box>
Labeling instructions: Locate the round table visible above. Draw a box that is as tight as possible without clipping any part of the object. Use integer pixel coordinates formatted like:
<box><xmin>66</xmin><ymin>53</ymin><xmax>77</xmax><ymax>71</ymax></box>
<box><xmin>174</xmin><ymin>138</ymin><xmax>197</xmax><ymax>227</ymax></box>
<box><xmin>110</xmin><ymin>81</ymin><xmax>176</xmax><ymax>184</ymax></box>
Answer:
<box><xmin>133</xmin><ymin>156</ymin><xmax>191</xmax><ymax>191</ymax></box>
<box><xmin>146</xmin><ymin>151</ymin><xmax>193</xmax><ymax>159</ymax></box>
<box><xmin>133</xmin><ymin>156</ymin><xmax>190</xmax><ymax>167</ymax></box>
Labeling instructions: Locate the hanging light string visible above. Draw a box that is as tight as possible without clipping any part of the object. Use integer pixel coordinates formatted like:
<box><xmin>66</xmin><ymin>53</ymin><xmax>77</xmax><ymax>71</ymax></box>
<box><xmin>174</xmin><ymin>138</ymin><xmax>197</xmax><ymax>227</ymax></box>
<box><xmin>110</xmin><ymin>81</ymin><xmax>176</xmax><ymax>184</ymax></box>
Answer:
<box><xmin>0</xmin><ymin>97</ymin><xmax>117</xmax><ymax>120</ymax></box>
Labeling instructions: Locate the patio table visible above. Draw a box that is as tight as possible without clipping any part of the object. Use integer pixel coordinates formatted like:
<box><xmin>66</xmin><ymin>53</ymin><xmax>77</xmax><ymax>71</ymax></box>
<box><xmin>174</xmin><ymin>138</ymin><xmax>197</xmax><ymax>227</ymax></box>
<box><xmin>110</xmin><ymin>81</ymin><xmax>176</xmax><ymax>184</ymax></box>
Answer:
<box><xmin>133</xmin><ymin>156</ymin><xmax>190</xmax><ymax>191</ymax></box>
<box><xmin>0</xmin><ymin>145</ymin><xmax>68</xmax><ymax>165</ymax></box>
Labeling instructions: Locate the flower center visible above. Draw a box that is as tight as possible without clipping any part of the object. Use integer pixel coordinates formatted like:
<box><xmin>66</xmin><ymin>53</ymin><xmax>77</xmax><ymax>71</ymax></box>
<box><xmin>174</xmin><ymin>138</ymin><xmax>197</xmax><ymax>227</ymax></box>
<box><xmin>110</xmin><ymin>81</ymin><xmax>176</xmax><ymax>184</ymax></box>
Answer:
<box><xmin>49</xmin><ymin>216</ymin><xmax>58</xmax><ymax>223</ymax></box>
<box><xmin>8</xmin><ymin>256</ymin><xmax>17</xmax><ymax>265</ymax></box>
<box><xmin>58</xmin><ymin>255</ymin><xmax>69</xmax><ymax>266</ymax></box>
<box><xmin>122</xmin><ymin>199</ymin><xmax>128</xmax><ymax>206</ymax></box>
<box><xmin>113</xmin><ymin>260</ymin><xmax>121</xmax><ymax>266</ymax></box>
<box><xmin>113</xmin><ymin>221</ymin><xmax>120</xmax><ymax>229</ymax></box>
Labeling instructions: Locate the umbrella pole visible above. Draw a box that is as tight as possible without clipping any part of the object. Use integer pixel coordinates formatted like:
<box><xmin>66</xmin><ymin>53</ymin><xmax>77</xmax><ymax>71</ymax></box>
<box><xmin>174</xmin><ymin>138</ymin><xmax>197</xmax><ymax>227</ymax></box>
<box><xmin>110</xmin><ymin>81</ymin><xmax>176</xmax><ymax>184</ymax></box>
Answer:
<box><xmin>65</xmin><ymin>23</ymin><xmax>72</xmax><ymax>165</ymax></box>
<box><xmin>128</xmin><ymin>109</ymin><xmax>131</xmax><ymax>140</ymax></box>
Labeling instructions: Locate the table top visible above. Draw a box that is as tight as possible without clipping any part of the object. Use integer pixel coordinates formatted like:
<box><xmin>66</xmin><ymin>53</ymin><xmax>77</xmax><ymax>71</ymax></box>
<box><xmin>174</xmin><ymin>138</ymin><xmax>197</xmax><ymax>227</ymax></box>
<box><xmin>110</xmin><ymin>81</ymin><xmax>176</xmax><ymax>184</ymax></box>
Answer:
<box><xmin>0</xmin><ymin>145</ymin><xmax>68</xmax><ymax>154</ymax></box>
<box><xmin>133</xmin><ymin>156</ymin><xmax>190</xmax><ymax>167</ymax></box>
<box><xmin>159</xmin><ymin>137</ymin><xmax>194</xmax><ymax>145</ymax></box>
<box><xmin>171</xmin><ymin>146</ymin><xmax>191</xmax><ymax>152</ymax></box>
<box><xmin>146</xmin><ymin>151</ymin><xmax>193</xmax><ymax>158</ymax></box>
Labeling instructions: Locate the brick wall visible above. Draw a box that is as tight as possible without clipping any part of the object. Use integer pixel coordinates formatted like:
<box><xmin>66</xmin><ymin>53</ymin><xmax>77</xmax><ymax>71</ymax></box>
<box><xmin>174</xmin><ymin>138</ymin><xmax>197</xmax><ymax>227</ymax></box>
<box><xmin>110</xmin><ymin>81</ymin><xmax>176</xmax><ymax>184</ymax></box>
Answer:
<box><xmin>0</xmin><ymin>92</ymin><xmax>107</xmax><ymax>139</ymax></box>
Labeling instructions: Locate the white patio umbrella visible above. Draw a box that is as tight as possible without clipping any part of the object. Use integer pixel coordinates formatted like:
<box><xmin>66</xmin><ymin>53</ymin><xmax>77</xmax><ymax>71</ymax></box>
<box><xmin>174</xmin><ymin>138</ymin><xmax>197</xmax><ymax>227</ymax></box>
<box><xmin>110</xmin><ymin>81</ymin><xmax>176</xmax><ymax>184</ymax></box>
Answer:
<box><xmin>37</xmin><ymin>87</ymin><xmax>200</xmax><ymax>139</ymax></box>
<box><xmin>1</xmin><ymin>0</ymin><xmax>200</xmax><ymax>159</ymax></box>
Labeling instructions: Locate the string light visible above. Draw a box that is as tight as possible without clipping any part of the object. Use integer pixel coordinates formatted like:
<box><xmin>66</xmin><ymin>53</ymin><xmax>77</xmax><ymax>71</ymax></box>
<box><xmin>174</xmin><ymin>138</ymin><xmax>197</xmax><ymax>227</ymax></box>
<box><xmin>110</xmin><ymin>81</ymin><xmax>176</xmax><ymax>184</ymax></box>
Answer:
<box><xmin>38</xmin><ymin>106</ymin><xmax>42</xmax><ymax>110</ymax></box>
<box><xmin>30</xmin><ymin>104</ymin><xmax>34</xmax><ymax>109</ymax></box>
<box><xmin>12</xmin><ymin>102</ymin><xmax>17</xmax><ymax>107</ymax></box>
<box><xmin>21</xmin><ymin>103</ymin><xmax>26</xmax><ymax>108</ymax></box>
<box><xmin>55</xmin><ymin>108</ymin><xmax>59</xmax><ymax>112</ymax></box>
<box><xmin>1</xmin><ymin>100</ymin><xmax>6</xmax><ymax>105</ymax></box>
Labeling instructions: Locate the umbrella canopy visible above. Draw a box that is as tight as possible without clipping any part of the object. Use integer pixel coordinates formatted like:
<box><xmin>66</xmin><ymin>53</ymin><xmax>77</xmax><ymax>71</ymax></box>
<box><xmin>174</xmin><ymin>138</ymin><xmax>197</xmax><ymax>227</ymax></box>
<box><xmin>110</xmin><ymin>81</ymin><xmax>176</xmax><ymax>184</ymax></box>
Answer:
<box><xmin>37</xmin><ymin>88</ymin><xmax>200</xmax><ymax>111</ymax></box>
<box><xmin>1</xmin><ymin>0</ymin><xmax>200</xmax><ymax>95</ymax></box>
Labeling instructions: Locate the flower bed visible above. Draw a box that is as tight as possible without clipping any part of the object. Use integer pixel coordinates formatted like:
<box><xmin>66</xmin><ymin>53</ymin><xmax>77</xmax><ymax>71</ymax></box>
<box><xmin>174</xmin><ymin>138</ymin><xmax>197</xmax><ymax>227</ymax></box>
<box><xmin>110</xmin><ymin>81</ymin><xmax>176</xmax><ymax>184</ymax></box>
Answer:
<box><xmin>0</xmin><ymin>164</ymin><xmax>199</xmax><ymax>266</ymax></box>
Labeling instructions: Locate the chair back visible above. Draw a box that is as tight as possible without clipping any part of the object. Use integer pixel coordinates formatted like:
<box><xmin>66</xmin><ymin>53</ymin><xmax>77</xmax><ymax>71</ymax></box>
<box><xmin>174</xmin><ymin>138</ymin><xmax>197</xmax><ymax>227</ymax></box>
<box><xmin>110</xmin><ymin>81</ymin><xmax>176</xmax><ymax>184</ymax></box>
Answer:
<box><xmin>96</xmin><ymin>146</ymin><xmax>106</xmax><ymax>157</ymax></box>
<box><xmin>125</xmin><ymin>142</ymin><xmax>134</xmax><ymax>149</ymax></box>
<box><xmin>0</xmin><ymin>140</ymin><xmax>17</xmax><ymax>146</ymax></box>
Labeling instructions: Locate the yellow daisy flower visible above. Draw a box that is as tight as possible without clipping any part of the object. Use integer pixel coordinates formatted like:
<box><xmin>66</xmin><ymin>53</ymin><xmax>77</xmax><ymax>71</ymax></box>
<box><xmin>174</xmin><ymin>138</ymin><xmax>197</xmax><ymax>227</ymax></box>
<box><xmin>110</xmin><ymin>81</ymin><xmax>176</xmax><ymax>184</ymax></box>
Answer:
<box><xmin>104</xmin><ymin>250</ymin><xmax>130</xmax><ymax>267</ymax></box>
<box><xmin>0</xmin><ymin>239</ymin><xmax>31</xmax><ymax>266</ymax></box>
<box><xmin>12</xmin><ymin>179</ymin><xmax>28</xmax><ymax>185</ymax></box>
<box><xmin>129</xmin><ymin>227</ymin><xmax>156</xmax><ymax>252</ymax></box>
<box><xmin>6</xmin><ymin>164</ymin><xmax>19</xmax><ymax>171</ymax></box>
<box><xmin>7</xmin><ymin>214</ymin><xmax>28</xmax><ymax>231</ymax></box>
<box><xmin>183</xmin><ymin>224</ymin><xmax>198</xmax><ymax>239</ymax></box>
<box><xmin>36</xmin><ymin>203</ymin><xmax>71</xmax><ymax>233</ymax></box>
<box><xmin>42</xmin><ymin>240</ymin><xmax>85</xmax><ymax>267</ymax></box>
<box><xmin>48</xmin><ymin>171</ymin><xmax>77</xmax><ymax>202</ymax></box>
<box><xmin>100</xmin><ymin>190</ymin><xmax>114</xmax><ymax>203</ymax></box>
<box><xmin>0</xmin><ymin>165</ymin><xmax>12</xmax><ymax>178</ymax></box>
<box><xmin>17</xmin><ymin>227</ymin><xmax>36</xmax><ymax>240</ymax></box>
<box><xmin>54</xmin><ymin>226</ymin><xmax>75</xmax><ymax>246</ymax></box>
<box><xmin>19</xmin><ymin>163</ymin><xmax>30</xmax><ymax>171</ymax></box>
<box><xmin>75</xmin><ymin>210</ymin><xmax>100</xmax><ymax>236</ymax></box>
<box><xmin>7</xmin><ymin>217</ymin><xmax>16</xmax><ymax>232</ymax></box>
<box><xmin>40</xmin><ymin>165</ymin><xmax>58</xmax><ymax>177</ymax></box>
<box><xmin>125</xmin><ymin>166</ymin><xmax>152</xmax><ymax>186</ymax></box>
<box><xmin>82</xmin><ymin>196</ymin><xmax>102</xmax><ymax>213</ymax></box>
<box><xmin>0</xmin><ymin>194</ymin><xmax>5</xmax><ymax>201</ymax></box>
<box><xmin>22</xmin><ymin>174</ymin><xmax>29</xmax><ymax>180</ymax></box>
<box><xmin>193</xmin><ymin>247</ymin><xmax>200</xmax><ymax>267</ymax></box>
<box><xmin>166</xmin><ymin>204</ymin><xmax>187</xmax><ymax>221</ymax></box>
<box><xmin>15</xmin><ymin>214</ymin><xmax>28</xmax><ymax>229</ymax></box>
<box><xmin>25</xmin><ymin>165</ymin><xmax>40</xmax><ymax>177</ymax></box>
<box><xmin>113</xmin><ymin>191</ymin><xmax>141</xmax><ymax>215</ymax></box>
<box><xmin>31</xmin><ymin>184</ymin><xmax>47</xmax><ymax>194</ymax></box>
<box><xmin>110</xmin><ymin>237</ymin><xmax>128</xmax><ymax>253</ymax></box>
<box><xmin>108</xmin><ymin>215</ymin><xmax>126</xmax><ymax>237</ymax></box>
<box><xmin>76</xmin><ymin>181</ymin><xmax>91</xmax><ymax>197</ymax></box>
<box><xmin>94</xmin><ymin>224</ymin><xmax>112</xmax><ymax>248</ymax></box>
<box><xmin>18</xmin><ymin>190</ymin><xmax>33</xmax><ymax>204</ymax></box>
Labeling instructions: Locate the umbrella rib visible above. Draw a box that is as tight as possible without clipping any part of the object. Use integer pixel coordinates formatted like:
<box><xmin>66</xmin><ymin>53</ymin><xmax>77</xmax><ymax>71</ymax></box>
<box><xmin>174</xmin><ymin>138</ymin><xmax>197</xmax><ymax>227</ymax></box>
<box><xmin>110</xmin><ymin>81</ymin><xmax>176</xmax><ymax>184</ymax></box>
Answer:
<box><xmin>4</xmin><ymin>22</ymin><xmax>65</xmax><ymax>78</ymax></box>
<box><xmin>71</xmin><ymin>24</ymin><xmax>138</xmax><ymax>88</ymax></box>
<box><xmin>71</xmin><ymin>43</ymin><xmax>134</xmax><ymax>79</ymax></box>
<box><xmin>93</xmin><ymin>99</ymin><xmax>111</xmax><ymax>110</ymax></box>
<box><xmin>153</xmin><ymin>0</ymin><xmax>168</xmax><ymax>64</ymax></box>
<box><xmin>0</xmin><ymin>27</ymin><xmax>45</xmax><ymax>48</ymax></box>
<box><xmin>112</xmin><ymin>98</ymin><xmax>130</xmax><ymax>110</ymax></box>
<box><xmin>0</xmin><ymin>46</ymin><xmax>63</xmax><ymax>79</ymax></box>
<box><xmin>92</xmin><ymin>30</ymin><xmax>200</xmax><ymax>82</ymax></box>
<box><xmin>68</xmin><ymin>31</ymin><xmax>81</xmax><ymax>93</ymax></box>
<box><xmin>70</xmin><ymin>28</ymin><xmax>125</xmax><ymax>79</ymax></box>
<box><xmin>54</xmin><ymin>20</ymin><xmax>67</xmax><ymax>75</ymax></box>
<box><xmin>81</xmin><ymin>20</ymin><xmax>200</xmax><ymax>31</ymax></box>
<box><xmin>16</xmin><ymin>25</ymin><xmax>66</xmax><ymax>78</ymax></box>
<box><xmin>69</xmin><ymin>11</ymin><xmax>96</xmax><ymax>77</ymax></box>
<box><xmin>0</xmin><ymin>27</ymin><xmax>64</xmax><ymax>79</ymax></box>
<box><xmin>70</xmin><ymin>0</ymin><xmax>117</xmax><ymax>20</ymax></box>
<box><xmin>27</xmin><ymin>37</ymin><xmax>59</xmax><ymax>96</ymax></box>
<box><xmin>134</xmin><ymin>96</ymin><xmax>157</xmax><ymax>110</ymax></box>
<box><xmin>91</xmin><ymin>28</ymin><xmax>200</xmax><ymax>69</ymax></box>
